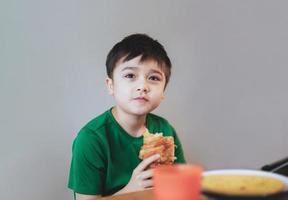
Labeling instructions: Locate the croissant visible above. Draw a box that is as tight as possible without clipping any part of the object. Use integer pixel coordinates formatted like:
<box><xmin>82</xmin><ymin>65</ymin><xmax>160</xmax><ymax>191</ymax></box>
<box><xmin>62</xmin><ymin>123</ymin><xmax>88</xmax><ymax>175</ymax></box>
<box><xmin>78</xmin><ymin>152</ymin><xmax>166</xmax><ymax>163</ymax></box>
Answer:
<box><xmin>139</xmin><ymin>129</ymin><xmax>176</xmax><ymax>168</ymax></box>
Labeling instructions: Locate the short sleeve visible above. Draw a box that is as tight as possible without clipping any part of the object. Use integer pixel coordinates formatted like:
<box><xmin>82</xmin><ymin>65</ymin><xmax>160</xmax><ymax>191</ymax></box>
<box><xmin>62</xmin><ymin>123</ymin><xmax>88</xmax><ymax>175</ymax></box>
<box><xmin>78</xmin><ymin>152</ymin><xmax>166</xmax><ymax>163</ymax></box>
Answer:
<box><xmin>172</xmin><ymin>127</ymin><xmax>186</xmax><ymax>164</ymax></box>
<box><xmin>68</xmin><ymin>128</ymin><xmax>107</xmax><ymax>195</ymax></box>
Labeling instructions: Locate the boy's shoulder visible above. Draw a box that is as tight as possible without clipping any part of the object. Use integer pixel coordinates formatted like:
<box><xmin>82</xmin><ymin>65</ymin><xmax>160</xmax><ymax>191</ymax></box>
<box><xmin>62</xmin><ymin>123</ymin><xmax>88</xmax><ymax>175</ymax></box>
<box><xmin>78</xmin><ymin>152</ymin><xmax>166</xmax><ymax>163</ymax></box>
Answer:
<box><xmin>82</xmin><ymin>108</ymin><xmax>113</xmax><ymax>133</ymax></box>
<box><xmin>79</xmin><ymin>110</ymin><xmax>173</xmax><ymax>135</ymax></box>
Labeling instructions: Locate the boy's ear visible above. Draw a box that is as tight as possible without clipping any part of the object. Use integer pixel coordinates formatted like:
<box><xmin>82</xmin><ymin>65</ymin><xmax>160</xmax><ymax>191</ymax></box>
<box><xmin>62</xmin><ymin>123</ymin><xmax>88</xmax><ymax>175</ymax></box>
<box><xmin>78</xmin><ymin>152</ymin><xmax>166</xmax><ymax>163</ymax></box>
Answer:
<box><xmin>105</xmin><ymin>77</ymin><xmax>114</xmax><ymax>95</ymax></box>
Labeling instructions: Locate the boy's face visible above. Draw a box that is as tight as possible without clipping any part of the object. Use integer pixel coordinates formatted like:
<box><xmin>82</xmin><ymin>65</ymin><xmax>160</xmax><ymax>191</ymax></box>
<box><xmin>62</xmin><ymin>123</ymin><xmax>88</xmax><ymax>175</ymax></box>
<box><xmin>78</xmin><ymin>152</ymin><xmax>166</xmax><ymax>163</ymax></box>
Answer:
<box><xmin>106</xmin><ymin>55</ymin><xmax>166</xmax><ymax>116</ymax></box>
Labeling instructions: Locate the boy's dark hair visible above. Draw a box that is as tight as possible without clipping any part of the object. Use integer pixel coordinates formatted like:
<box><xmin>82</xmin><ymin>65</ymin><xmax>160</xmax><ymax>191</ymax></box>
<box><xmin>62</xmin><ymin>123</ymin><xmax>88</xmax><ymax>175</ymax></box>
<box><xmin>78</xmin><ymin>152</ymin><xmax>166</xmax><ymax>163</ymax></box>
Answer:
<box><xmin>106</xmin><ymin>33</ymin><xmax>172</xmax><ymax>87</ymax></box>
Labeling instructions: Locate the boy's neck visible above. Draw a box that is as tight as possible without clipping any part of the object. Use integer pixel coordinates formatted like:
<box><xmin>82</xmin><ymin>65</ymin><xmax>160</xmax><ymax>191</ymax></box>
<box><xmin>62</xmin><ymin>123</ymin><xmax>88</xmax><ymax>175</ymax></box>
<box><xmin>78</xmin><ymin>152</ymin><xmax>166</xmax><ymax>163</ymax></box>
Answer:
<box><xmin>112</xmin><ymin>106</ymin><xmax>147</xmax><ymax>137</ymax></box>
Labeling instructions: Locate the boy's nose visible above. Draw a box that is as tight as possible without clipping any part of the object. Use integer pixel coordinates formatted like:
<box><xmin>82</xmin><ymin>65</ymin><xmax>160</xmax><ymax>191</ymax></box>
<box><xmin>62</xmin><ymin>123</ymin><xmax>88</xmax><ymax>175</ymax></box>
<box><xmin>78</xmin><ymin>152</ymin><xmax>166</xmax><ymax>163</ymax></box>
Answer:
<box><xmin>137</xmin><ymin>79</ymin><xmax>149</xmax><ymax>93</ymax></box>
<box><xmin>137</xmin><ymin>87</ymin><xmax>148</xmax><ymax>93</ymax></box>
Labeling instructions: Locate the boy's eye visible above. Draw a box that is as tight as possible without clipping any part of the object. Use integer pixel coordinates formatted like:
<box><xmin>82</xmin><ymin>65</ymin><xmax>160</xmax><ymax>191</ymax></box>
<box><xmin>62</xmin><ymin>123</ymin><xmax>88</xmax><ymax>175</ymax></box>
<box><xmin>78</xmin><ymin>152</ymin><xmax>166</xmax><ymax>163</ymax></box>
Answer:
<box><xmin>124</xmin><ymin>73</ymin><xmax>135</xmax><ymax>79</ymax></box>
<box><xmin>149</xmin><ymin>75</ymin><xmax>161</xmax><ymax>81</ymax></box>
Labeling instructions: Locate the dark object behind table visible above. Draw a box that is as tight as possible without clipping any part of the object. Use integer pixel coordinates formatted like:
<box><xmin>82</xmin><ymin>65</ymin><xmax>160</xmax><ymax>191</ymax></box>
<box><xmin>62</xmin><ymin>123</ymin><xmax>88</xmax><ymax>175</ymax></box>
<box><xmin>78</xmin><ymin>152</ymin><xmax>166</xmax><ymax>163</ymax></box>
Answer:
<box><xmin>262</xmin><ymin>156</ymin><xmax>288</xmax><ymax>177</ymax></box>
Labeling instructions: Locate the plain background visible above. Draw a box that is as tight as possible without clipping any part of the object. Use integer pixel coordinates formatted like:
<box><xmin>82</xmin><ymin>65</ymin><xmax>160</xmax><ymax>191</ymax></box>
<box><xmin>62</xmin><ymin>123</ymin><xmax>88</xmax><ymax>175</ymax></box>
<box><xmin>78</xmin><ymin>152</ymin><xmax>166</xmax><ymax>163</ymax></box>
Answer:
<box><xmin>1</xmin><ymin>0</ymin><xmax>288</xmax><ymax>199</ymax></box>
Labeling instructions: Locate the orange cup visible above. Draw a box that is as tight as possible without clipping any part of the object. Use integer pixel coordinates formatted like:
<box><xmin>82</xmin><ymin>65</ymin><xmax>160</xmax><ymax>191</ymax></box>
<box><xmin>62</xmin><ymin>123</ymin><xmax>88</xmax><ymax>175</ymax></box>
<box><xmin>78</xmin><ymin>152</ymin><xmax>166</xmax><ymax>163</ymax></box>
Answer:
<box><xmin>153</xmin><ymin>164</ymin><xmax>202</xmax><ymax>200</ymax></box>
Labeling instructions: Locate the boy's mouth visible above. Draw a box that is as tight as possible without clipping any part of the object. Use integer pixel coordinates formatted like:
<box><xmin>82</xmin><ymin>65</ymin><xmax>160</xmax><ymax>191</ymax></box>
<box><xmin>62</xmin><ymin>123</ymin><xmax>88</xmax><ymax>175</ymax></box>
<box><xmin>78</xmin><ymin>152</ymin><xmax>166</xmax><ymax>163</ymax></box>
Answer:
<box><xmin>133</xmin><ymin>97</ymin><xmax>148</xmax><ymax>102</ymax></box>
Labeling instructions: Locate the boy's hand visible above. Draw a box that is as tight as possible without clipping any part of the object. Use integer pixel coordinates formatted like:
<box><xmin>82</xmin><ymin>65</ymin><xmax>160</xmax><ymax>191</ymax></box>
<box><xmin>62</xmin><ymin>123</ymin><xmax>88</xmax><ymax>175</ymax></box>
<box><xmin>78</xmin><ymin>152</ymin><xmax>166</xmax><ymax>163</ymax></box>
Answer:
<box><xmin>119</xmin><ymin>154</ymin><xmax>160</xmax><ymax>194</ymax></box>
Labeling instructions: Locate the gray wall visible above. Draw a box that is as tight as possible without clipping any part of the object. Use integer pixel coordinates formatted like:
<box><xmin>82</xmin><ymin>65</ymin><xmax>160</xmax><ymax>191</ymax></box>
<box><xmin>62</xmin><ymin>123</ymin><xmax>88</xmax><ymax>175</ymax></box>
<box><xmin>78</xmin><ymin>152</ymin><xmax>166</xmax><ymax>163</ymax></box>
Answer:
<box><xmin>1</xmin><ymin>0</ymin><xmax>288</xmax><ymax>199</ymax></box>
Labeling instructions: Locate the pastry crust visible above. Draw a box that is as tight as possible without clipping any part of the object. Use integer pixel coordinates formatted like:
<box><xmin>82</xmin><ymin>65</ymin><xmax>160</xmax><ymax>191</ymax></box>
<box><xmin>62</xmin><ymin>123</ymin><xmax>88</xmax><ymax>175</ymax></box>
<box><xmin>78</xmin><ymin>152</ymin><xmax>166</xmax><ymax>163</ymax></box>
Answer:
<box><xmin>139</xmin><ymin>130</ymin><xmax>175</xmax><ymax>168</ymax></box>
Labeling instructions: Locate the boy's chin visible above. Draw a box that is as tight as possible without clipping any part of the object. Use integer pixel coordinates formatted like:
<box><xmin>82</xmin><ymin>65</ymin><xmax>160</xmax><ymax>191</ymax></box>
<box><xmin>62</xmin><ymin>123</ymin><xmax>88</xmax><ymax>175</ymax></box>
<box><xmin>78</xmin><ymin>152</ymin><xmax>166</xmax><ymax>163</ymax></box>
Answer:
<box><xmin>128</xmin><ymin>107</ymin><xmax>155</xmax><ymax>116</ymax></box>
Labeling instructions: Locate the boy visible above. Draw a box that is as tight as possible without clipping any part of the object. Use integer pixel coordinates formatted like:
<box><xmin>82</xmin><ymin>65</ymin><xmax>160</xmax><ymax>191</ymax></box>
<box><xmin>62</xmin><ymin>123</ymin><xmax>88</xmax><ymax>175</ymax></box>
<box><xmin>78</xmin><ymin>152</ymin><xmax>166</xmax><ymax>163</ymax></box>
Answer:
<box><xmin>68</xmin><ymin>33</ymin><xmax>186</xmax><ymax>200</ymax></box>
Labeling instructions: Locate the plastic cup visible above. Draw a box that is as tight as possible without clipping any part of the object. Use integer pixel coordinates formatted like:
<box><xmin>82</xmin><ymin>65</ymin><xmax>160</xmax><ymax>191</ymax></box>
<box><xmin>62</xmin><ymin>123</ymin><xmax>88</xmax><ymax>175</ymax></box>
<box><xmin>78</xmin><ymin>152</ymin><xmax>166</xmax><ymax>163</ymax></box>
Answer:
<box><xmin>153</xmin><ymin>164</ymin><xmax>202</xmax><ymax>200</ymax></box>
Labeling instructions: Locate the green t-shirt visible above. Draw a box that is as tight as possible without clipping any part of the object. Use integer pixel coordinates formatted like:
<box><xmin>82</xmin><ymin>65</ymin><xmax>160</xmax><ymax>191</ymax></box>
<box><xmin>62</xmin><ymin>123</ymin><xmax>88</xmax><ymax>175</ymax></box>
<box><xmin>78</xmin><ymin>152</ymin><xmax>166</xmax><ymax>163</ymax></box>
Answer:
<box><xmin>68</xmin><ymin>108</ymin><xmax>186</xmax><ymax>196</ymax></box>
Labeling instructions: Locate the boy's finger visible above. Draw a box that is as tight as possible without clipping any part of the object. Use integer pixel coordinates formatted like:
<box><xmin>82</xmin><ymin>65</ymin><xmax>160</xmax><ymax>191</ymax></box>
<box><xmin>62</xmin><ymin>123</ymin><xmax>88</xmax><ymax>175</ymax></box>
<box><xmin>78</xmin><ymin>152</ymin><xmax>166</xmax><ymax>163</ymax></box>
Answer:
<box><xmin>138</xmin><ymin>169</ymin><xmax>153</xmax><ymax>180</ymax></box>
<box><xmin>141</xmin><ymin>179</ymin><xmax>153</xmax><ymax>188</ymax></box>
<box><xmin>135</xmin><ymin>154</ymin><xmax>160</xmax><ymax>173</ymax></box>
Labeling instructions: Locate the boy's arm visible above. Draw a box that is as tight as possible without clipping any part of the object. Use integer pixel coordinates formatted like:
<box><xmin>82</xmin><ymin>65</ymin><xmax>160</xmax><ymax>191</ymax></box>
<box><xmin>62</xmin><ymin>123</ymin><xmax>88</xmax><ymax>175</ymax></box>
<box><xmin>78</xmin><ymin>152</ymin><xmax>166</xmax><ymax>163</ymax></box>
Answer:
<box><xmin>75</xmin><ymin>154</ymin><xmax>160</xmax><ymax>199</ymax></box>
<box><xmin>68</xmin><ymin>129</ymin><xmax>106</xmax><ymax>196</ymax></box>
<box><xmin>75</xmin><ymin>193</ymin><xmax>101</xmax><ymax>200</ymax></box>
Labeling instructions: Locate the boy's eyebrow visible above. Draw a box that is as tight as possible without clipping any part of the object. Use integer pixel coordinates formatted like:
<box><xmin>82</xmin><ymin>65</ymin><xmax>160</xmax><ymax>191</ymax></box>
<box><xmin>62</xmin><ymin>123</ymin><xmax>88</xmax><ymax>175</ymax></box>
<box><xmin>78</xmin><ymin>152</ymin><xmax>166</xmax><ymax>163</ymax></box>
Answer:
<box><xmin>121</xmin><ymin>66</ymin><xmax>139</xmax><ymax>71</ymax></box>
<box><xmin>149</xmin><ymin>69</ymin><xmax>164</xmax><ymax>76</ymax></box>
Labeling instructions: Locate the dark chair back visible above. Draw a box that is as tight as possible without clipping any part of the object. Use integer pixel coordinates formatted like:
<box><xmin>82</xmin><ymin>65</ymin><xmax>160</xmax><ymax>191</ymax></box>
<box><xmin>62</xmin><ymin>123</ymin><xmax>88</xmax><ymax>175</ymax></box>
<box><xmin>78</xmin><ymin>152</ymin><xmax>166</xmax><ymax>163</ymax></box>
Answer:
<box><xmin>261</xmin><ymin>156</ymin><xmax>288</xmax><ymax>177</ymax></box>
